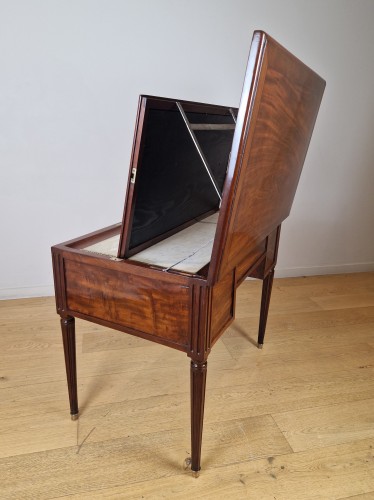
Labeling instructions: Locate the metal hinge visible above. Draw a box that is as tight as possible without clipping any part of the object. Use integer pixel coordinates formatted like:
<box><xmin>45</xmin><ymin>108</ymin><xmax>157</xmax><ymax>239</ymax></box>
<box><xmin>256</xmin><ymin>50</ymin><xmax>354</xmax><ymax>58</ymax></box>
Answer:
<box><xmin>130</xmin><ymin>168</ymin><xmax>137</xmax><ymax>184</ymax></box>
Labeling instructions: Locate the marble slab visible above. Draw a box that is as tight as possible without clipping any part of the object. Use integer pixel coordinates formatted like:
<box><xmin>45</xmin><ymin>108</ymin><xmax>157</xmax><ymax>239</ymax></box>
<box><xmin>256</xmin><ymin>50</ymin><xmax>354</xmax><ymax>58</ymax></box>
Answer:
<box><xmin>83</xmin><ymin>235</ymin><xmax>120</xmax><ymax>257</ymax></box>
<box><xmin>83</xmin><ymin>212</ymin><xmax>219</xmax><ymax>273</ymax></box>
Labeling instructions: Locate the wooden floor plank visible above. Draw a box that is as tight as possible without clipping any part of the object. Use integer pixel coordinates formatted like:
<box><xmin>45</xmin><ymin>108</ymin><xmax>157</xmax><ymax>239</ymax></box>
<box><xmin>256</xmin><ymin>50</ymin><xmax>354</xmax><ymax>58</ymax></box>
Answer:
<box><xmin>43</xmin><ymin>439</ymin><xmax>374</xmax><ymax>500</ymax></box>
<box><xmin>272</xmin><ymin>398</ymin><xmax>374</xmax><ymax>452</ymax></box>
<box><xmin>226</xmin><ymin>306</ymin><xmax>374</xmax><ymax>340</ymax></box>
<box><xmin>222</xmin><ymin>323</ymin><xmax>374</xmax><ymax>357</ymax></box>
<box><xmin>1</xmin><ymin>410</ymin><xmax>78</xmax><ymax>459</ymax></box>
<box><xmin>311</xmin><ymin>293</ymin><xmax>374</xmax><ymax>311</ymax></box>
<box><xmin>0</xmin><ymin>420</ymin><xmax>289</xmax><ymax>500</ymax></box>
<box><xmin>271</xmin><ymin>272</ymin><xmax>374</xmax><ymax>290</ymax></box>
<box><xmin>340</xmin><ymin>493</ymin><xmax>374</xmax><ymax>500</ymax></box>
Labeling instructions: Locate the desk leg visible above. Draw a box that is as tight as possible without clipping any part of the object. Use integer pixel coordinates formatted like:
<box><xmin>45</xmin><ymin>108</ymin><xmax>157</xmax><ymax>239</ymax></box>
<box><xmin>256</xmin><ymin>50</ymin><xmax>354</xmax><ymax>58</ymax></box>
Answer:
<box><xmin>60</xmin><ymin>316</ymin><xmax>79</xmax><ymax>420</ymax></box>
<box><xmin>190</xmin><ymin>360</ymin><xmax>207</xmax><ymax>475</ymax></box>
<box><xmin>258</xmin><ymin>269</ymin><xmax>275</xmax><ymax>348</ymax></box>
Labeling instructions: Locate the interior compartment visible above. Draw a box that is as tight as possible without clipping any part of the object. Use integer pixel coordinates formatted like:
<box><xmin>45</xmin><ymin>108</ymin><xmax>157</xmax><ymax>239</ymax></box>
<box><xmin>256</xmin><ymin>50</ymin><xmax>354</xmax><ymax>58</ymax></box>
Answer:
<box><xmin>83</xmin><ymin>212</ymin><xmax>218</xmax><ymax>274</ymax></box>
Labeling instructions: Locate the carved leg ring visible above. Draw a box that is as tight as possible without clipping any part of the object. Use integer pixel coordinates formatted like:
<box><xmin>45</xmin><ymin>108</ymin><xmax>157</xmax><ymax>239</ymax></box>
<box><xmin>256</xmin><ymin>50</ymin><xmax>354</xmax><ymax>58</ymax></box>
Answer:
<box><xmin>60</xmin><ymin>316</ymin><xmax>79</xmax><ymax>420</ymax></box>
<box><xmin>190</xmin><ymin>360</ymin><xmax>207</xmax><ymax>476</ymax></box>
<box><xmin>258</xmin><ymin>269</ymin><xmax>275</xmax><ymax>348</ymax></box>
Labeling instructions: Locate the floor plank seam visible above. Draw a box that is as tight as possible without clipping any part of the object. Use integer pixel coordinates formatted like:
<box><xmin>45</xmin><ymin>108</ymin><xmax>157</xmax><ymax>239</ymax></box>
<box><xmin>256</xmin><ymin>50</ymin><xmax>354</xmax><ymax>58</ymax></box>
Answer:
<box><xmin>269</xmin><ymin>394</ymin><xmax>374</xmax><ymax>418</ymax></box>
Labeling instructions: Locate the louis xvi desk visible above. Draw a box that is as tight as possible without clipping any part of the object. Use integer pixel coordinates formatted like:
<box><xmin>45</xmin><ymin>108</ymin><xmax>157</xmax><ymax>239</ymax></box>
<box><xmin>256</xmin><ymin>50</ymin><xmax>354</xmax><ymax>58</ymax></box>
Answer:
<box><xmin>52</xmin><ymin>31</ymin><xmax>325</xmax><ymax>475</ymax></box>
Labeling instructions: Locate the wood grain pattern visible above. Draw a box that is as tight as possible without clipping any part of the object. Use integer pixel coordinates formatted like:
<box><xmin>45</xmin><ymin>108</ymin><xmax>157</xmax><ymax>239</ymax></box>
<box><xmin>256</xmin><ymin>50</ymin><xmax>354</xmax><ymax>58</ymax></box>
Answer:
<box><xmin>61</xmin><ymin>439</ymin><xmax>374</xmax><ymax>500</ymax></box>
<box><xmin>1</xmin><ymin>273</ymin><xmax>374</xmax><ymax>498</ymax></box>
<box><xmin>208</xmin><ymin>31</ymin><xmax>325</xmax><ymax>284</ymax></box>
<box><xmin>64</xmin><ymin>258</ymin><xmax>191</xmax><ymax>347</ymax></box>
<box><xmin>272</xmin><ymin>398</ymin><xmax>374</xmax><ymax>452</ymax></box>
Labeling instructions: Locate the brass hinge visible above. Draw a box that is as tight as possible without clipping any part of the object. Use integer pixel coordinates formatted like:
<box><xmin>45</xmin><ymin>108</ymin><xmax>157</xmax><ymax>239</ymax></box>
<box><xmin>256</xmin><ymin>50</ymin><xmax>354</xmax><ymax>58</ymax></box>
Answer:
<box><xmin>130</xmin><ymin>168</ymin><xmax>137</xmax><ymax>184</ymax></box>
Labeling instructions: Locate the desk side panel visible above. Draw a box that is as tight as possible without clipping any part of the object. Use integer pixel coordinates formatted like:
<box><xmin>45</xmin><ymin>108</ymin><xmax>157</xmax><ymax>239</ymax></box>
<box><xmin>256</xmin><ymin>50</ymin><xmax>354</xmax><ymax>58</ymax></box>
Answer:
<box><xmin>210</xmin><ymin>271</ymin><xmax>235</xmax><ymax>345</ymax></box>
<box><xmin>61</xmin><ymin>257</ymin><xmax>191</xmax><ymax>349</ymax></box>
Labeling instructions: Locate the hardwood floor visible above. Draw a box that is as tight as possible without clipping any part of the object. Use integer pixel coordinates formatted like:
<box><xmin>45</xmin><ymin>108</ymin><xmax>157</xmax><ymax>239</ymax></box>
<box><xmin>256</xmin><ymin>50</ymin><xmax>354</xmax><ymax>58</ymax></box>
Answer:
<box><xmin>1</xmin><ymin>272</ymin><xmax>374</xmax><ymax>499</ymax></box>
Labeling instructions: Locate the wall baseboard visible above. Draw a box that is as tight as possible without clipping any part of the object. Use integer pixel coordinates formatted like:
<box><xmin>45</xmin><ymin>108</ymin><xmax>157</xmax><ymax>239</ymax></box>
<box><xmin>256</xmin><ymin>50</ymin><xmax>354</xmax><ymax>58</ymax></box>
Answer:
<box><xmin>274</xmin><ymin>262</ymin><xmax>374</xmax><ymax>278</ymax></box>
<box><xmin>0</xmin><ymin>263</ymin><xmax>373</xmax><ymax>300</ymax></box>
<box><xmin>0</xmin><ymin>285</ymin><xmax>55</xmax><ymax>300</ymax></box>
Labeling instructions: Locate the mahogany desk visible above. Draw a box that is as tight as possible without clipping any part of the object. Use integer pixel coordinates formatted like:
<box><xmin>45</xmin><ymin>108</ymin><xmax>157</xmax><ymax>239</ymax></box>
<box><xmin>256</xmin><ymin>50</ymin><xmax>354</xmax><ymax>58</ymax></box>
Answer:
<box><xmin>52</xmin><ymin>31</ymin><xmax>325</xmax><ymax>475</ymax></box>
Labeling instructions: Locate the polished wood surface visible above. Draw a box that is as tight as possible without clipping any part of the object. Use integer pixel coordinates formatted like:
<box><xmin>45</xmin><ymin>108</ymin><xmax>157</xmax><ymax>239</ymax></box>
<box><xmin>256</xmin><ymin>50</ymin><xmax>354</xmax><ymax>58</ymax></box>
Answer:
<box><xmin>51</xmin><ymin>30</ymin><xmax>325</xmax><ymax>473</ymax></box>
<box><xmin>209</xmin><ymin>32</ymin><xmax>325</xmax><ymax>284</ymax></box>
<box><xmin>190</xmin><ymin>360</ymin><xmax>208</xmax><ymax>473</ymax></box>
<box><xmin>1</xmin><ymin>273</ymin><xmax>374</xmax><ymax>498</ymax></box>
<box><xmin>60</xmin><ymin>316</ymin><xmax>78</xmax><ymax>418</ymax></box>
<box><xmin>64</xmin><ymin>258</ymin><xmax>191</xmax><ymax>346</ymax></box>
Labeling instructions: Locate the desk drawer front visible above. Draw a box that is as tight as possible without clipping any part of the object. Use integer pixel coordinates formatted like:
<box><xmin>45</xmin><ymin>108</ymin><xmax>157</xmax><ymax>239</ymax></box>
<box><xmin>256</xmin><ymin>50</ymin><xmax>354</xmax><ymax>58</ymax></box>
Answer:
<box><xmin>64</xmin><ymin>259</ymin><xmax>190</xmax><ymax>346</ymax></box>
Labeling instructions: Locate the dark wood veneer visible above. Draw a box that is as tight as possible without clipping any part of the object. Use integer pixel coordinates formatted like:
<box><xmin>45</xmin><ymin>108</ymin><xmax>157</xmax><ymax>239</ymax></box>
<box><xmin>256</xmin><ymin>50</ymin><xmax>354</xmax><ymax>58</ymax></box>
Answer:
<box><xmin>60</xmin><ymin>316</ymin><xmax>78</xmax><ymax>418</ymax></box>
<box><xmin>52</xmin><ymin>31</ymin><xmax>325</xmax><ymax>475</ymax></box>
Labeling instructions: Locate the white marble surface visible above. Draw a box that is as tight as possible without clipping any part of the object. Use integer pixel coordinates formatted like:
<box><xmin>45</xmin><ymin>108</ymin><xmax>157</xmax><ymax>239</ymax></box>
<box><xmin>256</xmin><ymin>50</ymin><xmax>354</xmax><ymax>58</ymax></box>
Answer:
<box><xmin>129</xmin><ymin>219</ymin><xmax>217</xmax><ymax>272</ymax></box>
<box><xmin>83</xmin><ymin>235</ymin><xmax>120</xmax><ymax>257</ymax></box>
<box><xmin>83</xmin><ymin>212</ymin><xmax>219</xmax><ymax>273</ymax></box>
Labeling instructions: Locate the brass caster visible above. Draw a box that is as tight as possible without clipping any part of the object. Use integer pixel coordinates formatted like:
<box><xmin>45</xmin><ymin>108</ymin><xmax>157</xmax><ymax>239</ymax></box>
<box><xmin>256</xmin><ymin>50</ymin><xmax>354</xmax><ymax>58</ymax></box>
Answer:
<box><xmin>258</xmin><ymin>343</ymin><xmax>263</xmax><ymax>349</ymax></box>
<box><xmin>192</xmin><ymin>470</ymin><xmax>200</xmax><ymax>479</ymax></box>
<box><xmin>71</xmin><ymin>413</ymin><xmax>79</xmax><ymax>421</ymax></box>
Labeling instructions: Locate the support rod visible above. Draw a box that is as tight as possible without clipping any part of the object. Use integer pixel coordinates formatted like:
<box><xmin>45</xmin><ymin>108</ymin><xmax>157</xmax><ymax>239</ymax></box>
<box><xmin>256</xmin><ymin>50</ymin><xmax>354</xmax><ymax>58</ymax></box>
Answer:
<box><xmin>229</xmin><ymin>108</ymin><xmax>237</xmax><ymax>124</ymax></box>
<box><xmin>176</xmin><ymin>101</ymin><xmax>222</xmax><ymax>202</ymax></box>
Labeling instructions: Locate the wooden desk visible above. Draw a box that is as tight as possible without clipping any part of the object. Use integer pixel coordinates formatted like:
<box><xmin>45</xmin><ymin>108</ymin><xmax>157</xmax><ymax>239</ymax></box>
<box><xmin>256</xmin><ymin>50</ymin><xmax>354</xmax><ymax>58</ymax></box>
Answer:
<box><xmin>52</xmin><ymin>30</ymin><xmax>325</xmax><ymax>475</ymax></box>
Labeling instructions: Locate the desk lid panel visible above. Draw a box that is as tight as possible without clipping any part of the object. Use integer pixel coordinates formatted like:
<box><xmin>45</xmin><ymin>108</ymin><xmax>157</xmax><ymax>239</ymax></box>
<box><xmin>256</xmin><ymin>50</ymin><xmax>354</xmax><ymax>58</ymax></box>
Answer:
<box><xmin>118</xmin><ymin>96</ymin><xmax>237</xmax><ymax>260</ymax></box>
<box><xmin>208</xmin><ymin>31</ymin><xmax>326</xmax><ymax>284</ymax></box>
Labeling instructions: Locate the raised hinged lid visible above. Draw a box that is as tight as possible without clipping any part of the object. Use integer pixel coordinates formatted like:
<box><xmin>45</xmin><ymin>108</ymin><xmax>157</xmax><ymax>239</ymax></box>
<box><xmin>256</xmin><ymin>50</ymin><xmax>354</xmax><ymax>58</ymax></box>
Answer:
<box><xmin>117</xmin><ymin>95</ymin><xmax>238</xmax><ymax>261</ymax></box>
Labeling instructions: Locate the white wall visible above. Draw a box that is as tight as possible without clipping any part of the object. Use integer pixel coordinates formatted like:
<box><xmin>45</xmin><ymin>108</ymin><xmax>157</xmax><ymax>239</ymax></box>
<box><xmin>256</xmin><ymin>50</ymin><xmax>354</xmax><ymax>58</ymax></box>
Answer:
<box><xmin>1</xmin><ymin>0</ymin><xmax>373</xmax><ymax>299</ymax></box>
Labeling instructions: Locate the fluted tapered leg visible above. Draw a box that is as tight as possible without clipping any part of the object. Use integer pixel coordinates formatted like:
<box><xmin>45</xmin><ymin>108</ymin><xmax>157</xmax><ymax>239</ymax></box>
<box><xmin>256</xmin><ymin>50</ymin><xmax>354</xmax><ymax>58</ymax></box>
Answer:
<box><xmin>258</xmin><ymin>269</ymin><xmax>275</xmax><ymax>348</ymax></box>
<box><xmin>190</xmin><ymin>360</ymin><xmax>207</xmax><ymax>474</ymax></box>
<box><xmin>60</xmin><ymin>316</ymin><xmax>79</xmax><ymax>420</ymax></box>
